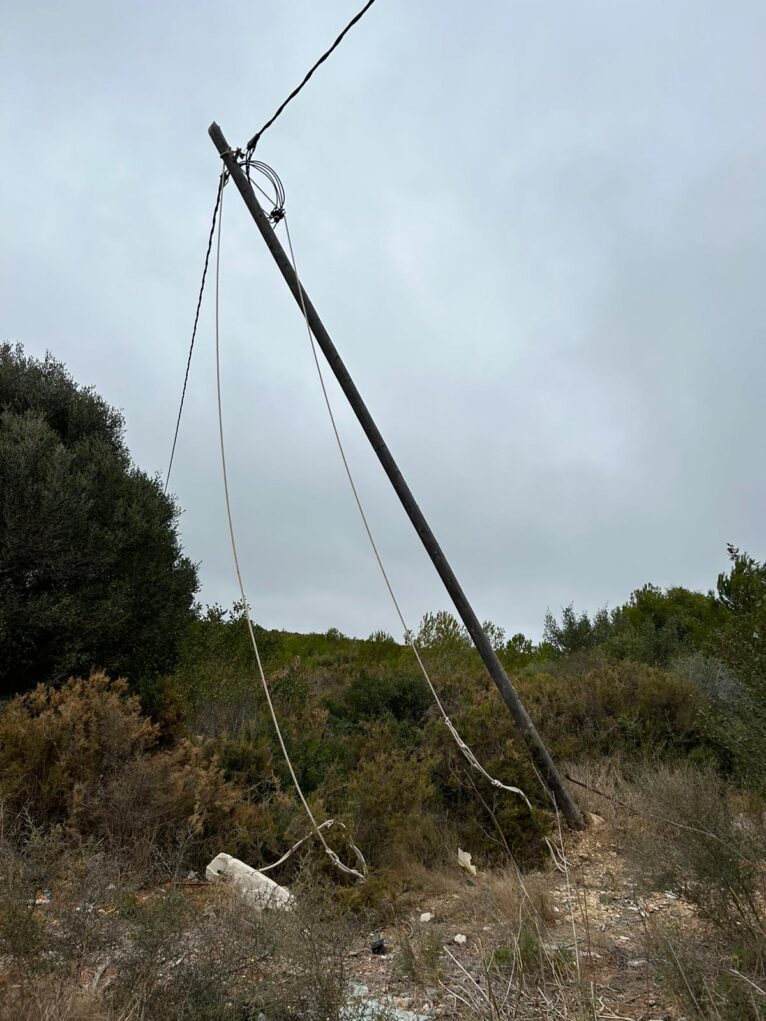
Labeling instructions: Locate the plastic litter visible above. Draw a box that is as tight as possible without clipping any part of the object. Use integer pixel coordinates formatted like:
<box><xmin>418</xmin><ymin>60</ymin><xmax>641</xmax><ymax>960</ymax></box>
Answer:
<box><xmin>457</xmin><ymin>848</ymin><xmax>477</xmax><ymax>876</ymax></box>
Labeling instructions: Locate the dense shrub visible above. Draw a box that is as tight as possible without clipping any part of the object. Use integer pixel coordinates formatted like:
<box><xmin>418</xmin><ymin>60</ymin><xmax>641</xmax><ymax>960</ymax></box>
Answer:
<box><xmin>165</xmin><ymin>603</ymin><xmax>730</xmax><ymax>872</ymax></box>
<box><xmin>520</xmin><ymin>656</ymin><xmax>710</xmax><ymax>762</ymax></box>
<box><xmin>0</xmin><ymin>343</ymin><xmax>197</xmax><ymax>694</ymax></box>
<box><xmin>621</xmin><ymin>764</ymin><xmax>766</xmax><ymax>1020</ymax></box>
<box><xmin>0</xmin><ymin>674</ymin><xmax>257</xmax><ymax>872</ymax></box>
<box><xmin>339</xmin><ymin>723</ymin><xmax>442</xmax><ymax>867</ymax></box>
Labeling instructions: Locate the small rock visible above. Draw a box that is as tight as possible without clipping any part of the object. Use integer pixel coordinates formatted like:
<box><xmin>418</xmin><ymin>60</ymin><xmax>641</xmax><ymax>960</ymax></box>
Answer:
<box><xmin>453</xmin><ymin>933</ymin><xmax>467</xmax><ymax>945</ymax></box>
<box><xmin>628</xmin><ymin>958</ymin><xmax>648</xmax><ymax>968</ymax></box>
<box><xmin>419</xmin><ymin>912</ymin><xmax>433</xmax><ymax>923</ymax></box>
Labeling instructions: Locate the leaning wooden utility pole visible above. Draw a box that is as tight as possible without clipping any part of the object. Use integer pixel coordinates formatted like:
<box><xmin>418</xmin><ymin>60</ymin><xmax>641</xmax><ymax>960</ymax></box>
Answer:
<box><xmin>208</xmin><ymin>122</ymin><xmax>585</xmax><ymax>831</ymax></box>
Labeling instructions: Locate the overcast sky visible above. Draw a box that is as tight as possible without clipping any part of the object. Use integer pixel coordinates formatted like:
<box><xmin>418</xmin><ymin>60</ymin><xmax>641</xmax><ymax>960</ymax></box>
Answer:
<box><xmin>2</xmin><ymin>1</ymin><xmax>764</xmax><ymax>641</ymax></box>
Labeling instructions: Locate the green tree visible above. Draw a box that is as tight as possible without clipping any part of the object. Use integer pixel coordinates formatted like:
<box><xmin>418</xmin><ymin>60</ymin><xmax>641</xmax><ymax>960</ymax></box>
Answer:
<box><xmin>0</xmin><ymin>343</ymin><xmax>198</xmax><ymax>694</ymax></box>
<box><xmin>542</xmin><ymin>603</ymin><xmax>610</xmax><ymax>655</ymax></box>
<box><xmin>713</xmin><ymin>546</ymin><xmax>765</xmax><ymax>696</ymax></box>
<box><xmin>543</xmin><ymin>586</ymin><xmax>721</xmax><ymax>666</ymax></box>
<box><xmin>416</xmin><ymin>609</ymin><xmax>470</xmax><ymax>649</ymax></box>
<box><xmin>607</xmin><ymin>584</ymin><xmax>720</xmax><ymax>665</ymax></box>
<box><xmin>705</xmin><ymin>545</ymin><xmax>766</xmax><ymax>786</ymax></box>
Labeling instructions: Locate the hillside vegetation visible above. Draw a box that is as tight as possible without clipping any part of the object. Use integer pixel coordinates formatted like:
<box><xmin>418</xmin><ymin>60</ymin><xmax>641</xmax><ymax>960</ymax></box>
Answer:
<box><xmin>1</xmin><ymin>345</ymin><xmax>764</xmax><ymax>1019</ymax></box>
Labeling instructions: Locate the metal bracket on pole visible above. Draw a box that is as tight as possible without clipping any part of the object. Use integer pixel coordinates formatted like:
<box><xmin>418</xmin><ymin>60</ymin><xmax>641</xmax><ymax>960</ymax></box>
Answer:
<box><xmin>208</xmin><ymin>122</ymin><xmax>585</xmax><ymax>831</ymax></box>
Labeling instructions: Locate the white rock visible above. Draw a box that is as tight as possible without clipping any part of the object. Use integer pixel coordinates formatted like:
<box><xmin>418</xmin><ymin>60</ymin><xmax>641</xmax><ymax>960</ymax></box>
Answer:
<box><xmin>419</xmin><ymin>911</ymin><xmax>434</xmax><ymax>923</ymax></box>
<box><xmin>453</xmin><ymin>933</ymin><xmax>467</xmax><ymax>945</ymax></box>
<box><xmin>205</xmin><ymin>852</ymin><xmax>294</xmax><ymax>910</ymax></box>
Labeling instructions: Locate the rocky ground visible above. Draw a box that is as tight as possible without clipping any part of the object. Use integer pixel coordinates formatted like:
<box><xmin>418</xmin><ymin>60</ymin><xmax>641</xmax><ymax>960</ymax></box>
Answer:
<box><xmin>338</xmin><ymin>819</ymin><xmax>698</xmax><ymax>1020</ymax></box>
<box><xmin>0</xmin><ymin>814</ymin><xmax>709</xmax><ymax>1020</ymax></box>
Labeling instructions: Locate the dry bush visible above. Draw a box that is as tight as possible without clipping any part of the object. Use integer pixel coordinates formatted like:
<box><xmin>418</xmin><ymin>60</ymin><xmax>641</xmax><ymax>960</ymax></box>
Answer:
<box><xmin>621</xmin><ymin>764</ymin><xmax>764</xmax><ymax>938</ymax></box>
<box><xmin>0</xmin><ymin>674</ymin><xmax>156</xmax><ymax>821</ymax></box>
<box><xmin>560</xmin><ymin>756</ymin><xmax>625</xmax><ymax>810</ymax></box>
<box><xmin>0</xmin><ymin>831</ymin><xmax>127</xmax><ymax>1021</ymax></box>
<box><xmin>647</xmin><ymin>918</ymin><xmax>765</xmax><ymax>1021</ymax></box>
<box><xmin>431</xmin><ymin>863</ymin><xmax>583</xmax><ymax>1021</ymax></box>
<box><xmin>104</xmin><ymin>884</ymin><xmax>272</xmax><ymax>1021</ymax></box>
<box><xmin>0</xmin><ymin>837</ymin><xmax>366</xmax><ymax>1021</ymax></box>
<box><xmin>0</xmin><ymin>674</ymin><xmax>258</xmax><ymax>874</ymax></box>
<box><xmin>255</xmin><ymin>871</ymin><xmax>363</xmax><ymax>1021</ymax></box>
<box><xmin>0</xmin><ymin>879</ymin><xmax>271</xmax><ymax>1021</ymax></box>
<box><xmin>394</xmin><ymin>916</ymin><xmax>445</xmax><ymax>988</ymax></box>
<box><xmin>618</xmin><ymin>763</ymin><xmax>766</xmax><ymax>1019</ymax></box>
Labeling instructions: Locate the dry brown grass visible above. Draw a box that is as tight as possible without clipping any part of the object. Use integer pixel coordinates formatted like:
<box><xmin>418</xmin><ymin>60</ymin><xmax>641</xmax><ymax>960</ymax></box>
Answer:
<box><xmin>0</xmin><ymin>832</ymin><xmax>365</xmax><ymax>1021</ymax></box>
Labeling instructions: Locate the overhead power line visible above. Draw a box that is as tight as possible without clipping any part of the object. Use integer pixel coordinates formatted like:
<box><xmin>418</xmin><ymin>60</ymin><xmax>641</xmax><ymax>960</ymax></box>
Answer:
<box><xmin>165</xmin><ymin>3</ymin><xmax>379</xmax><ymax>492</ymax></box>
<box><xmin>164</xmin><ymin>172</ymin><xmax>226</xmax><ymax>494</ymax></box>
<box><xmin>245</xmin><ymin>0</ymin><xmax>379</xmax><ymax>152</ymax></box>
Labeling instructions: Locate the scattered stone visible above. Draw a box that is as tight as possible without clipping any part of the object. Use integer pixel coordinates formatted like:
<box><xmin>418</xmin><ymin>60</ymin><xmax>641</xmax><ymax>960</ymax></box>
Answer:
<box><xmin>419</xmin><ymin>911</ymin><xmax>434</xmax><ymax>923</ymax></box>
<box><xmin>628</xmin><ymin>958</ymin><xmax>648</xmax><ymax>968</ymax></box>
<box><xmin>345</xmin><ymin>982</ymin><xmax>431</xmax><ymax>1021</ymax></box>
<box><xmin>453</xmin><ymin>933</ymin><xmax>467</xmax><ymax>945</ymax></box>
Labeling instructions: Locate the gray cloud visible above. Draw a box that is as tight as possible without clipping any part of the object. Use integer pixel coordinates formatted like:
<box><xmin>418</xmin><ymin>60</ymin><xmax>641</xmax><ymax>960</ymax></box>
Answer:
<box><xmin>2</xmin><ymin>0</ymin><xmax>764</xmax><ymax>640</ymax></box>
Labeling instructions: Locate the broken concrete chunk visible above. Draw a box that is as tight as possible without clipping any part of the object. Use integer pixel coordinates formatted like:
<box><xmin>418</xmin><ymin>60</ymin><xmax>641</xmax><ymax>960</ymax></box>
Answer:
<box><xmin>205</xmin><ymin>852</ymin><xmax>294</xmax><ymax>910</ymax></box>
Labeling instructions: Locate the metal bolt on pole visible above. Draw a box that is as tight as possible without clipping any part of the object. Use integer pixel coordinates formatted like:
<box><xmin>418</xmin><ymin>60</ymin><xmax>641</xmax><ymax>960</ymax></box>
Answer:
<box><xmin>208</xmin><ymin>121</ymin><xmax>585</xmax><ymax>830</ymax></box>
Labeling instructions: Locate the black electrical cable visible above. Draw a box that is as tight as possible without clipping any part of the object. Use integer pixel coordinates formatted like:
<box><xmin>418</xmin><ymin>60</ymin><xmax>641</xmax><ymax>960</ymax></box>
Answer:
<box><xmin>164</xmin><ymin>171</ymin><xmax>226</xmax><ymax>494</ymax></box>
<box><xmin>245</xmin><ymin>0</ymin><xmax>379</xmax><ymax>152</ymax></box>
